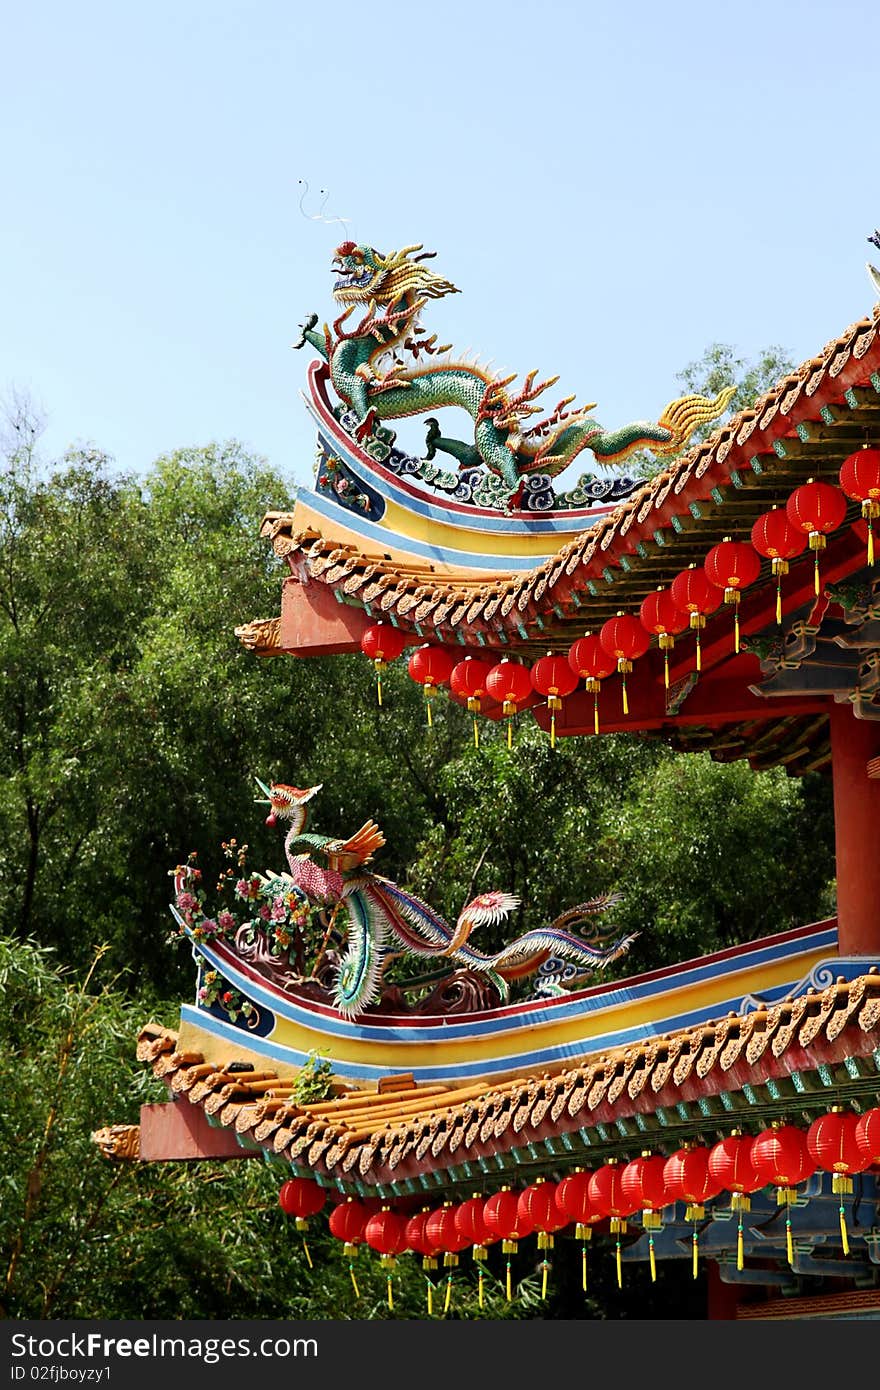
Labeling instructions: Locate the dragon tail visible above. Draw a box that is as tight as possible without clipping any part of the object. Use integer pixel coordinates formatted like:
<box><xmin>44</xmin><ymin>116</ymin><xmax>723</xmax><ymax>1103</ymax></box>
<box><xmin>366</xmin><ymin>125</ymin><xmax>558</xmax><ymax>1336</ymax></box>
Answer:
<box><xmin>654</xmin><ymin>385</ymin><xmax>737</xmax><ymax>454</ymax></box>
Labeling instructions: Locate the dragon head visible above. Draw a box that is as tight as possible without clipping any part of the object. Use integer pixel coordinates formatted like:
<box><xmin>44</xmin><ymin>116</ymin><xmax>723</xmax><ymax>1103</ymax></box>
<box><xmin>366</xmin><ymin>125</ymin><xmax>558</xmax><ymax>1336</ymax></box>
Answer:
<box><xmin>331</xmin><ymin>241</ymin><xmax>459</xmax><ymax>307</ymax></box>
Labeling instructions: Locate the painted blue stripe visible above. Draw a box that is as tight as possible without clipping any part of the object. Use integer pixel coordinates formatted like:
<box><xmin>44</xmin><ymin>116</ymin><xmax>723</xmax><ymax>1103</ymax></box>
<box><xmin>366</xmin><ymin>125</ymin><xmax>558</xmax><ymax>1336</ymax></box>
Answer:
<box><xmin>181</xmin><ymin>952</ymin><xmax>866</xmax><ymax>1084</ymax></box>
<box><xmin>195</xmin><ymin>924</ymin><xmax>838</xmax><ymax>1047</ymax></box>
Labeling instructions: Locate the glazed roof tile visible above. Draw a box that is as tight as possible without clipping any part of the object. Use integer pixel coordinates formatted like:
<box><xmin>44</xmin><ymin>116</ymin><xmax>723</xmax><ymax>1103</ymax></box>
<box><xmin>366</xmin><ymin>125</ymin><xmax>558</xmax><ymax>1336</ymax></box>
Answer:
<box><xmin>134</xmin><ymin>967</ymin><xmax>880</xmax><ymax>1196</ymax></box>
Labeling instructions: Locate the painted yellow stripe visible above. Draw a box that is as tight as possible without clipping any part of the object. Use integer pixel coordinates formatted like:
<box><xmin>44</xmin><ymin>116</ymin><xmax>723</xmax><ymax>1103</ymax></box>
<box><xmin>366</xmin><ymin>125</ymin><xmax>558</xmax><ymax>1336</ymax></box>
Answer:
<box><xmin>265</xmin><ymin>945</ymin><xmax>833</xmax><ymax>1073</ymax></box>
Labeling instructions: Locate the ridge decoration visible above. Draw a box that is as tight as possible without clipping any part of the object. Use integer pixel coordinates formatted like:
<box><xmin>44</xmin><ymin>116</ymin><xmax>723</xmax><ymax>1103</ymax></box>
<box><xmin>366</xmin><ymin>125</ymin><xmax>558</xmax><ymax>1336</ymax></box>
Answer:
<box><xmin>294</xmin><ymin>241</ymin><xmax>735</xmax><ymax>508</ymax></box>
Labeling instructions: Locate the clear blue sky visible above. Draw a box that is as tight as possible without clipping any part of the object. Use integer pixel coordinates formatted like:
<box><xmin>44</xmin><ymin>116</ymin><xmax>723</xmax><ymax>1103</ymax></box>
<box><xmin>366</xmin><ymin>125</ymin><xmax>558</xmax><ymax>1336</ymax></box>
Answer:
<box><xmin>2</xmin><ymin>0</ymin><xmax>878</xmax><ymax>492</ymax></box>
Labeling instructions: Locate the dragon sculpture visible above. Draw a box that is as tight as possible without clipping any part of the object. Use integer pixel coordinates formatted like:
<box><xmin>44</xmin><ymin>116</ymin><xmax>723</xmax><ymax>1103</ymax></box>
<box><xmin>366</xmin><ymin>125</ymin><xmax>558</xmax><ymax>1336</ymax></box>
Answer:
<box><xmin>294</xmin><ymin>240</ymin><xmax>736</xmax><ymax>507</ymax></box>
<box><xmin>259</xmin><ymin>779</ymin><xmax>638</xmax><ymax>1018</ymax></box>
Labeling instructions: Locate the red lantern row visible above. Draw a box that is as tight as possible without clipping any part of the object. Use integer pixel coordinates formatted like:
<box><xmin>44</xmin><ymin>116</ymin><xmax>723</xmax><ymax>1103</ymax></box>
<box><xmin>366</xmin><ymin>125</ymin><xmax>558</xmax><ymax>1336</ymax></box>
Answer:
<box><xmin>318</xmin><ymin>1106</ymin><xmax>880</xmax><ymax>1301</ymax></box>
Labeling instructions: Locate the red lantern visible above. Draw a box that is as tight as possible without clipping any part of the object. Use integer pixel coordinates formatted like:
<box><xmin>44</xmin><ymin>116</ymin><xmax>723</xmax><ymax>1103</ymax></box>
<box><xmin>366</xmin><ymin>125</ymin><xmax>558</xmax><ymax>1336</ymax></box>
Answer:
<box><xmin>279</xmin><ymin>1177</ymin><xmax>325</xmax><ymax>1222</ymax></box>
<box><xmin>663</xmin><ymin>1146</ymin><xmax>719</xmax><ymax>1280</ymax></box>
<box><xmin>530</xmin><ymin>652</ymin><xmax>579</xmax><ymax>748</ymax></box>
<box><xmin>360</xmin><ymin>622</ymin><xmax>407</xmax><ymax>705</ymax></box>
<box><xmin>621</xmin><ymin>1152</ymin><xmax>667</xmax><ymax>1282</ymax></box>
<box><xmin>589</xmin><ymin>1160</ymin><xmax>637</xmax><ymax>1289</ymax></box>
<box><xmin>704</xmin><ymin>537</ymin><xmax>761</xmax><ymax>654</ymax></box>
<box><xmin>840</xmin><ymin>445</ymin><xmax>880</xmax><ymax>565</ymax></box>
<box><xmin>404</xmin><ymin>1209</ymin><xmax>440</xmax><ymax>1271</ymax></box>
<box><xmin>365</xmin><ymin>1205</ymin><xmax>407</xmax><ymax>1309</ymax></box>
<box><xmin>639</xmin><ymin>588</ymin><xmax>689</xmax><ymax>690</ymax></box>
<box><xmin>708</xmin><ymin>1132</ymin><xmax>761</xmax><ymax>1271</ymax></box>
<box><xmin>599</xmin><ymin>612</ymin><xmax>650</xmax><ymax>716</ymax></box>
<box><xmin>670</xmin><ymin>566</ymin><xmax>723</xmax><ymax>673</ymax></box>
<box><xmin>483</xmin><ymin>1186</ymin><xmax>535</xmax><ymax>1301</ymax></box>
<box><xmin>328</xmin><ymin>1197</ymin><xmax>370</xmax><ymax>1298</ymax></box>
<box><xmin>454</xmin><ymin>1195</ymin><xmax>493</xmax><ymax>1310</ymax></box>
<box><xmin>407</xmin><ymin>644</ymin><xmax>455</xmax><ymax>726</ymax></box>
<box><xmin>518</xmin><ymin>1180</ymin><xmax>563</xmax><ymax>1299</ymax></box>
<box><xmin>485</xmin><ymin>657</ymin><xmax>533</xmax><ymax>748</ymax></box>
<box><xmin>751</xmin><ymin>1123</ymin><xmax>816</xmax><ymax>1267</ymax></box>
<box><xmin>568</xmin><ymin>633</ymin><xmax>616</xmax><ymax>734</ymax></box>
<box><xmin>450</xmin><ymin>656</ymin><xmax>496</xmax><ymax>748</ymax></box>
<box><xmin>425</xmin><ymin>1202</ymin><xmax>469</xmax><ymax>1314</ymax></box>
<box><xmin>807</xmin><ymin>1107</ymin><xmax>870</xmax><ymax>1255</ymax></box>
<box><xmin>786</xmin><ymin>478</ymin><xmax>847</xmax><ymax>596</ymax></box>
<box><xmin>855</xmin><ymin>1107</ymin><xmax>880</xmax><ymax>1165</ymax></box>
<box><xmin>555</xmin><ymin>1168</ymin><xmax>597</xmax><ymax>1292</ymax></box>
<box><xmin>750</xmin><ymin>506</ymin><xmax>808</xmax><ymax>624</ymax></box>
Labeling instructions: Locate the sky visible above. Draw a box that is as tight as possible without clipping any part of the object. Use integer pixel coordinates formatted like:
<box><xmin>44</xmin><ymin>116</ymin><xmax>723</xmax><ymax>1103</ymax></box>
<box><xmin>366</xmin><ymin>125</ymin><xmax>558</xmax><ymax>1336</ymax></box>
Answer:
<box><xmin>2</xmin><ymin>0</ymin><xmax>879</xmax><ymax>495</ymax></box>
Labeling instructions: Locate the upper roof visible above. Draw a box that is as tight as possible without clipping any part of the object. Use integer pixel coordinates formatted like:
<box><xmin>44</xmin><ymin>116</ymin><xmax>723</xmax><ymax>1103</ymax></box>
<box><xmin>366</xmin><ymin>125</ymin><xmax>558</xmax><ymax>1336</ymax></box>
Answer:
<box><xmin>248</xmin><ymin>303</ymin><xmax>880</xmax><ymax>661</ymax></box>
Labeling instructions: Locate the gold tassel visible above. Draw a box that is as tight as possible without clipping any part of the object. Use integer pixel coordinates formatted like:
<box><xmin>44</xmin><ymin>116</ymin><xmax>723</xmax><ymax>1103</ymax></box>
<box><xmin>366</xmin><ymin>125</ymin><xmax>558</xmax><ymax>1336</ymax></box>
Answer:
<box><xmin>426</xmin><ymin>696</ymin><xmax>433</xmax><ymax>728</ymax></box>
<box><xmin>506</xmin><ymin>1260</ymin><xmax>512</xmax><ymax>1302</ymax></box>
<box><xmin>622</xmin><ymin>674</ymin><xmax>629</xmax><ymax>716</ymax></box>
<box><xmin>473</xmin><ymin>716</ymin><xmax>479</xmax><ymax>749</ymax></box>
<box><xmin>737</xmin><ymin>1214</ymin><xmax>744</xmax><ymax>1271</ymax></box>
<box><xmin>541</xmin><ymin>1261</ymin><xmax>549</xmax><ymax>1300</ymax></box>
<box><xmin>377</xmin><ymin>674</ymin><xmax>383</xmax><ymax>706</ymax></box>
<box><xmin>839</xmin><ymin>1202</ymin><xmax>850</xmax><ymax>1257</ymax></box>
<box><xmin>649</xmin><ymin>1235</ymin><xmax>656</xmax><ymax>1283</ymax></box>
<box><xmin>550</xmin><ymin>711</ymin><xmax>556</xmax><ymax>748</ymax></box>
<box><xmin>427</xmin><ymin>1280</ymin><xmax>433</xmax><ymax>1315</ymax></box>
<box><xmin>616</xmin><ymin>1238</ymin><xmax>622</xmax><ymax>1289</ymax></box>
<box><xmin>349</xmin><ymin>1263</ymin><xmax>360</xmax><ymax>1299</ymax></box>
<box><xmin>507</xmin><ymin>719</ymin><xmax>513</xmax><ymax>749</ymax></box>
<box><xmin>814</xmin><ymin>551</ymin><xmax>820</xmax><ymax>597</ymax></box>
<box><xmin>776</xmin><ymin>577</ymin><xmax>782</xmax><ymax>625</ymax></box>
<box><xmin>664</xmin><ymin>651</ymin><xmax>669</xmax><ymax>689</ymax></box>
<box><xmin>387</xmin><ymin>1274</ymin><xmax>394</xmax><ymax>1311</ymax></box>
<box><xmin>302</xmin><ymin>1238</ymin><xmax>313</xmax><ymax>1269</ymax></box>
<box><xmin>594</xmin><ymin>691</ymin><xmax>600</xmax><ymax>735</ymax></box>
<box><xmin>582</xmin><ymin>1245</ymin><xmax>588</xmax><ymax>1292</ymax></box>
<box><xmin>786</xmin><ymin>1214</ymin><xmax>793</xmax><ymax>1268</ymax></box>
<box><xmin>696</xmin><ymin>632</ymin><xmax>702</xmax><ymax>673</ymax></box>
<box><xmin>478</xmin><ymin>1268</ymin><xmax>484</xmax><ymax>1309</ymax></box>
<box><xmin>734</xmin><ymin>609</ymin><xmax>740</xmax><ymax>654</ymax></box>
<box><xmin>869</xmin><ymin>521</ymin><xmax>875</xmax><ymax>568</ymax></box>
<box><xmin>444</xmin><ymin>1273</ymin><xmax>453</xmax><ymax>1313</ymax></box>
<box><xmin>692</xmin><ymin>1230</ymin><xmax>699</xmax><ymax>1280</ymax></box>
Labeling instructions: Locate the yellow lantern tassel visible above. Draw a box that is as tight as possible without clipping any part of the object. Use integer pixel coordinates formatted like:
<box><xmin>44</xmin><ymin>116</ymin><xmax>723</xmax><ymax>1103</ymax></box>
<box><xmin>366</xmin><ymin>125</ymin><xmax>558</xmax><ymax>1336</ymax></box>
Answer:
<box><xmin>663</xmin><ymin>650</ymin><xmax>669</xmax><ymax>689</ymax></box>
<box><xmin>387</xmin><ymin>1273</ymin><xmax>394</xmax><ymax>1310</ymax></box>
<box><xmin>506</xmin><ymin>1260</ymin><xmax>512</xmax><ymax>1302</ymax></box>
<box><xmin>737</xmin><ymin>1214</ymin><xmax>744</xmax><ymax>1271</ymax></box>
<box><xmin>507</xmin><ymin>718</ymin><xmax>513</xmax><ymax>749</ymax></box>
<box><xmin>473</xmin><ymin>716</ymin><xmax>479</xmax><ymax>749</ymax></box>
<box><xmin>349</xmin><ymin>1263</ymin><xmax>360</xmax><ymax>1299</ymax></box>
<box><xmin>814</xmin><ymin>550</ymin><xmax>820</xmax><ymax>597</ymax></box>
<box><xmin>616</xmin><ymin>1238</ymin><xmax>622</xmax><ymax>1289</ymax></box>
<box><xmin>426</xmin><ymin>696</ymin><xmax>433</xmax><ymax>728</ymax></box>
<box><xmin>776</xmin><ymin>576</ymin><xmax>782</xmax><ymax>625</ymax></box>
<box><xmin>786</xmin><ymin>1214</ymin><xmax>793</xmax><ymax>1267</ymax></box>
<box><xmin>302</xmin><ymin>1237</ymin><xmax>313</xmax><ymax>1269</ymax></box>
<box><xmin>734</xmin><ymin>610</ymin><xmax>740</xmax><ymax>654</ymax></box>
<box><xmin>621</xmin><ymin>673</ymin><xmax>628</xmax><ymax>716</ymax></box>
<box><xmin>692</xmin><ymin>1230</ymin><xmax>699</xmax><ymax>1280</ymax></box>
<box><xmin>478</xmin><ymin>1267</ymin><xmax>484</xmax><ymax>1309</ymax></box>
<box><xmin>541</xmin><ymin>1261</ymin><xmax>549</xmax><ymax>1300</ymax></box>
<box><xmin>444</xmin><ymin>1272</ymin><xmax>453</xmax><ymax>1312</ymax></box>
<box><xmin>695</xmin><ymin>632</ymin><xmax>702</xmax><ymax>673</ymax></box>
<box><xmin>839</xmin><ymin>1202</ymin><xmax>850</xmax><ymax>1256</ymax></box>
<box><xmin>649</xmin><ymin>1234</ymin><xmax>656</xmax><ymax>1283</ymax></box>
<box><xmin>550</xmin><ymin>711</ymin><xmax>556</xmax><ymax>748</ymax></box>
<box><xmin>869</xmin><ymin>520</ymin><xmax>875</xmax><ymax>568</ymax></box>
<box><xmin>582</xmin><ymin>1244</ymin><xmax>588</xmax><ymax>1292</ymax></box>
<box><xmin>593</xmin><ymin>691</ymin><xmax>600</xmax><ymax>735</ymax></box>
<box><xmin>427</xmin><ymin>1279</ymin><xmax>433</xmax><ymax>1316</ymax></box>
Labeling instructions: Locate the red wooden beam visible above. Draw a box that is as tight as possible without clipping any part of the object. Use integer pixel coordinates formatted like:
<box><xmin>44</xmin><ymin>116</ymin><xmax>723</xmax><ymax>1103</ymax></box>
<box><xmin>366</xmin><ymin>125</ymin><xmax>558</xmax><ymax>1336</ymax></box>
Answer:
<box><xmin>139</xmin><ymin>1101</ymin><xmax>258</xmax><ymax>1161</ymax></box>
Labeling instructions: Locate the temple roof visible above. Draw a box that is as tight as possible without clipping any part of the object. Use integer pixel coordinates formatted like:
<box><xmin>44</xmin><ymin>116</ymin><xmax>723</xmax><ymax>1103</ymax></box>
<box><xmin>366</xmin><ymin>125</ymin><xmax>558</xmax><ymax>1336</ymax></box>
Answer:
<box><xmin>251</xmin><ymin>304</ymin><xmax>880</xmax><ymax>658</ymax></box>
<box><xmin>136</xmin><ymin>967</ymin><xmax>880</xmax><ymax>1199</ymax></box>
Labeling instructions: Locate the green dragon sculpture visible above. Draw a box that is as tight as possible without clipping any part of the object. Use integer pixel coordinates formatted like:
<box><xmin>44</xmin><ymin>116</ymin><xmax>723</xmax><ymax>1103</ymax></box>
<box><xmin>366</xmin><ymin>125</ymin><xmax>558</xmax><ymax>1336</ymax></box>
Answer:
<box><xmin>295</xmin><ymin>240</ymin><xmax>735</xmax><ymax>507</ymax></box>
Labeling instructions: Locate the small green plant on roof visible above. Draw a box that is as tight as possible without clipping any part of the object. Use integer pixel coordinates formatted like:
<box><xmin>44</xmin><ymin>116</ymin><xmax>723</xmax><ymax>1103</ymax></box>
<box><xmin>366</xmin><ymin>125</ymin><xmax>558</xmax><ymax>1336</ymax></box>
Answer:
<box><xmin>292</xmin><ymin>1050</ymin><xmax>336</xmax><ymax>1104</ymax></box>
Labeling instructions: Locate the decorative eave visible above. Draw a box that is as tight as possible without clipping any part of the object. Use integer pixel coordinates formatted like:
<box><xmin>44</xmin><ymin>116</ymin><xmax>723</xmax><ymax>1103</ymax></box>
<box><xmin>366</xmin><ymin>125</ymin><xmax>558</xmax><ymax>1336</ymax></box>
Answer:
<box><xmin>245</xmin><ymin>305</ymin><xmax>880</xmax><ymax>658</ymax></box>
<box><xmin>129</xmin><ymin>969</ymin><xmax>880</xmax><ymax>1199</ymax></box>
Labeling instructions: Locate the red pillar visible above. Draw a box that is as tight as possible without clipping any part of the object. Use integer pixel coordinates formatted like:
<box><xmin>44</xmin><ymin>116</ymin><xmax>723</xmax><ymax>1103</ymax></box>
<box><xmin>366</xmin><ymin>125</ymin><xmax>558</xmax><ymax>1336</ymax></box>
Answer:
<box><xmin>829</xmin><ymin>703</ymin><xmax>880</xmax><ymax>955</ymax></box>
